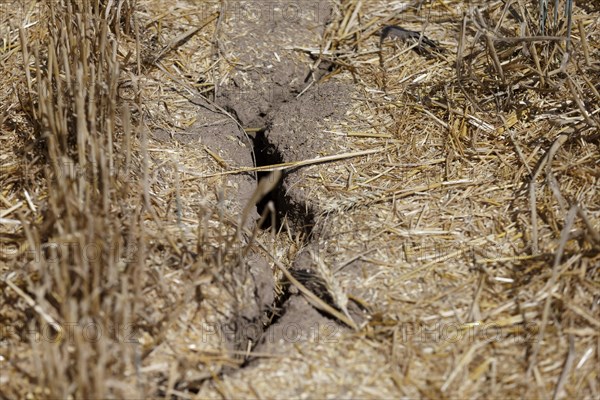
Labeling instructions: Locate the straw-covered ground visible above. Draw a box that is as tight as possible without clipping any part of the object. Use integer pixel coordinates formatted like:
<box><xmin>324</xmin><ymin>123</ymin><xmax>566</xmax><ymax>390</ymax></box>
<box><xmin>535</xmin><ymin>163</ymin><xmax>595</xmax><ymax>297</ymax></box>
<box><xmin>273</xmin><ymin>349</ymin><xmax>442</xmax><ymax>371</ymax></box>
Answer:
<box><xmin>1</xmin><ymin>0</ymin><xmax>599</xmax><ymax>398</ymax></box>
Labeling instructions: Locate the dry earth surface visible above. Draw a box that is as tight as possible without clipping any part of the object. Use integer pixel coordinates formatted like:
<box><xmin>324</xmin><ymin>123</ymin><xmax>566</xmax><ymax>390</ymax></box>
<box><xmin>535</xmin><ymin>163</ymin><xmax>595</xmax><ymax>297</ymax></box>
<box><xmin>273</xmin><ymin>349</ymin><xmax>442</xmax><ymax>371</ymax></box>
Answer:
<box><xmin>1</xmin><ymin>0</ymin><xmax>599</xmax><ymax>399</ymax></box>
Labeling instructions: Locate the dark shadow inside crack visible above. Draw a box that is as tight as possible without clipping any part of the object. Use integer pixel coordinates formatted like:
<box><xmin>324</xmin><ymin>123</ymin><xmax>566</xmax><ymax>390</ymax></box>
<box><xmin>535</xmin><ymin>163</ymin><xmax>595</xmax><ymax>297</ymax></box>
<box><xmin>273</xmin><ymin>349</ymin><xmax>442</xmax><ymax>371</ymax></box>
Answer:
<box><xmin>253</xmin><ymin>128</ymin><xmax>285</xmax><ymax>230</ymax></box>
<box><xmin>252</xmin><ymin>129</ymin><xmax>316</xmax><ymax>237</ymax></box>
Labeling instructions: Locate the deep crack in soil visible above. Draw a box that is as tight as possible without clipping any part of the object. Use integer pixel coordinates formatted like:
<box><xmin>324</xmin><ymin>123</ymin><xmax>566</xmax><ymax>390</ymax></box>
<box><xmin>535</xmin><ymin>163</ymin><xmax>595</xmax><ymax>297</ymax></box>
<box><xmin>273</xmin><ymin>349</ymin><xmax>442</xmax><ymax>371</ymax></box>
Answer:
<box><xmin>146</xmin><ymin>2</ymin><xmax>348</xmax><ymax>384</ymax></box>
<box><xmin>148</xmin><ymin>1</ymin><xmax>361</xmax><ymax>388</ymax></box>
<box><xmin>201</xmin><ymin>0</ymin><xmax>352</xmax><ymax>370</ymax></box>
<box><xmin>156</xmin><ymin>0</ymin><xmax>377</xmax><ymax>387</ymax></box>
<box><xmin>216</xmin><ymin>66</ymin><xmax>344</xmax><ymax>369</ymax></box>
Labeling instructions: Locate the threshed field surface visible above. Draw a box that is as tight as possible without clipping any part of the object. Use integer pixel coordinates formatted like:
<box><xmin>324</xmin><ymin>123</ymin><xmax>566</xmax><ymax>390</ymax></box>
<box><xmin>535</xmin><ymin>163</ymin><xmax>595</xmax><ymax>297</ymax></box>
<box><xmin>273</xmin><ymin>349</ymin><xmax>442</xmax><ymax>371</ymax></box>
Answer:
<box><xmin>1</xmin><ymin>0</ymin><xmax>599</xmax><ymax>398</ymax></box>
